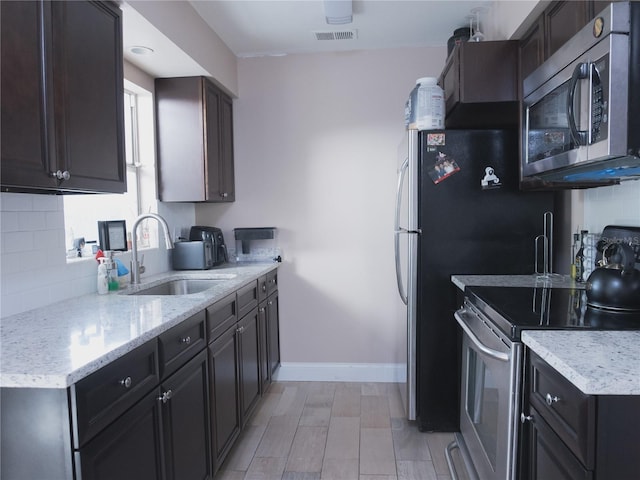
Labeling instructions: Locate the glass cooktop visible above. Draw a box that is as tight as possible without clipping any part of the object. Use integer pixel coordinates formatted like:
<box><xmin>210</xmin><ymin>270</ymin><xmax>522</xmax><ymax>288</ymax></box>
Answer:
<box><xmin>465</xmin><ymin>286</ymin><xmax>640</xmax><ymax>340</ymax></box>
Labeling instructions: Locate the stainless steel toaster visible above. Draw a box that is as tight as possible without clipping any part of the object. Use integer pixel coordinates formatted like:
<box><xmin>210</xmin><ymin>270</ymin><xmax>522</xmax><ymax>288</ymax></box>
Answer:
<box><xmin>189</xmin><ymin>226</ymin><xmax>228</xmax><ymax>267</ymax></box>
<box><xmin>172</xmin><ymin>241</ymin><xmax>215</xmax><ymax>270</ymax></box>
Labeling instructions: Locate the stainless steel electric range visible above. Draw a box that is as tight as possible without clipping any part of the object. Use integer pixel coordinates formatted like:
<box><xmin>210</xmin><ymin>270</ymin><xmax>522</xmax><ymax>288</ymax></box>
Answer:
<box><xmin>448</xmin><ymin>285</ymin><xmax>640</xmax><ymax>480</ymax></box>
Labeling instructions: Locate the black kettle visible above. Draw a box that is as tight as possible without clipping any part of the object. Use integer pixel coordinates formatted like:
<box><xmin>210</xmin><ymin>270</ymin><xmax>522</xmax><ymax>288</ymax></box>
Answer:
<box><xmin>586</xmin><ymin>242</ymin><xmax>640</xmax><ymax>311</ymax></box>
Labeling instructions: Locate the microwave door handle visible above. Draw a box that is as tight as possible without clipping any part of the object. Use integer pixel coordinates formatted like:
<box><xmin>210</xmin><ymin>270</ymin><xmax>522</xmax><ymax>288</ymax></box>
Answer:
<box><xmin>567</xmin><ymin>62</ymin><xmax>589</xmax><ymax>146</ymax></box>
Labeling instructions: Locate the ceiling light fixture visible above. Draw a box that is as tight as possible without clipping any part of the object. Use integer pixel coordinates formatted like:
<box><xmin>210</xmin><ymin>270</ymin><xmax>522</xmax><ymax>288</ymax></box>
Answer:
<box><xmin>324</xmin><ymin>0</ymin><xmax>352</xmax><ymax>25</ymax></box>
<box><xmin>129</xmin><ymin>45</ymin><xmax>154</xmax><ymax>55</ymax></box>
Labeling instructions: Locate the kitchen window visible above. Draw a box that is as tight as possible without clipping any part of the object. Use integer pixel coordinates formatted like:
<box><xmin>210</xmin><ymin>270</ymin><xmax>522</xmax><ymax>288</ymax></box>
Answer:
<box><xmin>63</xmin><ymin>81</ymin><xmax>157</xmax><ymax>259</ymax></box>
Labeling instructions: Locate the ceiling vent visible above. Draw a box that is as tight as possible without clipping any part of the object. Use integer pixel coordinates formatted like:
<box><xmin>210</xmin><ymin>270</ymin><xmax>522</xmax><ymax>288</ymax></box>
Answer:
<box><xmin>313</xmin><ymin>29</ymin><xmax>358</xmax><ymax>41</ymax></box>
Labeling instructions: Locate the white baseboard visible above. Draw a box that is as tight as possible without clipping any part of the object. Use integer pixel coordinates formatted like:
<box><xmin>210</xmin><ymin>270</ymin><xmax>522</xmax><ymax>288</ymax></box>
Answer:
<box><xmin>273</xmin><ymin>362</ymin><xmax>406</xmax><ymax>383</ymax></box>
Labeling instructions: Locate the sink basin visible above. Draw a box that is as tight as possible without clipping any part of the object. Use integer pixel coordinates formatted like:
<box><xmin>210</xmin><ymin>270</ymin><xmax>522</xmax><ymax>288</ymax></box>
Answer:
<box><xmin>130</xmin><ymin>279</ymin><xmax>223</xmax><ymax>296</ymax></box>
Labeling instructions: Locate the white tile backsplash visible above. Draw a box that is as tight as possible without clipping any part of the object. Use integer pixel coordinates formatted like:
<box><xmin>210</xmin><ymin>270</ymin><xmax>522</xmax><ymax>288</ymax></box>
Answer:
<box><xmin>583</xmin><ymin>180</ymin><xmax>640</xmax><ymax>232</ymax></box>
<box><xmin>0</xmin><ymin>192</ymin><xmax>173</xmax><ymax>318</ymax></box>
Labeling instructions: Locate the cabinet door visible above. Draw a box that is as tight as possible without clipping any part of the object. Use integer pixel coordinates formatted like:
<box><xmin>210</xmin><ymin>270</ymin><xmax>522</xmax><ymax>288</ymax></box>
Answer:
<box><xmin>204</xmin><ymin>80</ymin><xmax>223</xmax><ymax>201</ymax></box>
<box><xmin>76</xmin><ymin>388</ymin><xmax>164</xmax><ymax>480</ymax></box>
<box><xmin>258</xmin><ymin>301</ymin><xmax>271</xmax><ymax>393</ymax></box>
<box><xmin>544</xmin><ymin>1</ymin><xmax>589</xmax><ymax>59</ymax></box>
<box><xmin>0</xmin><ymin>0</ymin><xmax>56</xmax><ymax>190</ymax></box>
<box><xmin>519</xmin><ymin>15</ymin><xmax>545</xmax><ymax>82</ymax></box>
<box><xmin>267</xmin><ymin>291</ymin><xmax>280</xmax><ymax>377</ymax></box>
<box><xmin>209</xmin><ymin>325</ymin><xmax>240</xmax><ymax>472</ymax></box>
<box><xmin>238</xmin><ymin>308</ymin><xmax>260</xmax><ymax>425</ymax></box>
<box><xmin>527</xmin><ymin>407</ymin><xmax>592</xmax><ymax>480</ymax></box>
<box><xmin>219</xmin><ymin>92</ymin><xmax>235</xmax><ymax>201</ymax></box>
<box><xmin>50</xmin><ymin>0</ymin><xmax>125</xmax><ymax>193</ymax></box>
<box><xmin>160</xmin><ymin>349</ymin><xmax>211</xmax><ymax>480</ymax></box>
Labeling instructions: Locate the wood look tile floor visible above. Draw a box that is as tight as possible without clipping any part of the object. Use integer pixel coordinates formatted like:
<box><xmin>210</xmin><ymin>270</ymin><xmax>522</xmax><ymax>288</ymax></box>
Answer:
<box><xmin>216</xmin><ymin>382</ymin><xmax>470</xmax><ymax>480</ymax></box>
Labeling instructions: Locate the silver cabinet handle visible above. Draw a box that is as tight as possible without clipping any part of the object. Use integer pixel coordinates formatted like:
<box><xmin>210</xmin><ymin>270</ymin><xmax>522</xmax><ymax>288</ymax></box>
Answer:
<box><xmin>259</xmin><ymin>307</ymin><xmax>265</xmax><ymax>313</ymax></box>
<box><xmin>545</xmin><ymin>393</ymin><xmax>560</xmax><ymax>406</ymax></box>
<box><xmin>262</xmin><ymin>284</ymin><xmax>267</xmax><ymax>292</ymax></box>
<box><xmin>120</xmin><ymin>376</ymin><xmax>132</xmax><ymax>388</ymax></box>
<box><xmin>158</xmin><ymin>389</ymin><xmax>172</xmax><ymax>403</ymax></box>
<box><xmin>221</xmin><ymin>192</ymin><xmax>228</xmax><ymax>198</ymax></box>
<box><xmin>51</xmin><ymin>170</ymin><xmax>70</xmax><ymax>181</ymax></box>
<box><xmin>181</xmin><ymin>336</ymin><xmax>191</xmax><ymax>344</ymax></box>
<box><xmin>237</xmin><ymin>326</ymin><xmax>245</xmax><ymax>333</ymax></box>
<box><xmin>268</xmin><ymin>300</ymin><xmax>273</xmax><ymax>306</ymax></box>
<box><xmin>520</xmin><ymin>413</ymin><xmax>534</xmax><ymax>423</ymax></box>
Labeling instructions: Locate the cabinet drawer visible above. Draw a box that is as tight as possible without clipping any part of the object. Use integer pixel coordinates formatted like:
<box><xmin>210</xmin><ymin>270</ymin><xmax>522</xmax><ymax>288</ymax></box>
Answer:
<box><xmin>207</xmin><ymin>293</ymin><xmax>237</xmax><ymax>342</ymax></box>
<box><xmin>237</xmin><ymin>280</ymin><xmax>258</xmax><ymax>319</ymax></box>
<box><xmin>258</xmin><ymin>271</ymin><xmax>278</xmax><ymax>303</ymax></box>
<box><xmin>71</xmin><ymin>339</ymin><xmax>159</xmax><ymax>448</ymax></box>
<box><xmin>529</xmin><ymin>352</ymin><xmax>596</xmax><ymax>468</ymax></box>
<box><xmin>159</xmin><ymin>310</ymin><xmax>207</xmax><ymax>379</ymax></box>
<box><xmin>266</xmin><ymin>270</ymin><xmax>278</xmax><ymax>297</ymax></box>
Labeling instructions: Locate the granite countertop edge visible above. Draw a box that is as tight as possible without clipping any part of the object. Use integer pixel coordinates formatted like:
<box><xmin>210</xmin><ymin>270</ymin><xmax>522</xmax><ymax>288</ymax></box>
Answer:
<box><xmin>451</xmin><ymin>274</ymin><xmax>583</xmax><ymax>291</ymax></box>
<box><xmin>522</xmin><ymin>330</ymin><xmax>640</xmax><ymax>396</ymax></box>
<box><xmin>0</xmin><ymin>262</ymin><xmax>278</xmax><ymax>389</ymax></box>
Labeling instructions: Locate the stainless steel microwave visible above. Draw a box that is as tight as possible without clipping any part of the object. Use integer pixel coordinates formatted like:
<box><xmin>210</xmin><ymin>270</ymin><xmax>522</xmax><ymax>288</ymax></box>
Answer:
<box><xmin>521</xmin><ymin>1</ymin><xmax>640</xmax><ymax>186</ymax></box>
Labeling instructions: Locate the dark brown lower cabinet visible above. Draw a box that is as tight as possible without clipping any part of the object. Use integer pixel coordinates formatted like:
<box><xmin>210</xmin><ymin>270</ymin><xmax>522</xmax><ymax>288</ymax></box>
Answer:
<box><xmin>209</xmin><ymin>323</ymin><xmax>241</xmax><ymax>473</ymax></box>
<box><xmin>267</xmin><ymin>291</ymin><xmax>281</xmax><ymax>378</ymax></box>
<box><xmin>76</xmin><ymin>389</ymin><xmax>164</xmax><ymax>480</ymax></box>
<box><xmin>526</xmin><ymin>406</ymin><xmax>592</xmax><ymax>480</ymax></box>
<box><xmin>160</xmin><ymin>349</ymin><xmax>211</xmax><ymax>480</ymax></box>
<box><xmin>1</xmin><ymin>274</ymin><xmax>280</xmax><ymax>480</ymax></box>
<box><xmin>521</xmin><ymin>351</ymin><xmax>640</xmax><ymax>479</ymax></box>
<box><xmin>259</xmin><ymin>290</ymin><xmax>280</xmax><ymax>394</ymax></box>
<box><xmin>238</xmin><ymin>307</ymin><xmax>261</xmax><ymax>427</ymax></box>
<box><xmin>78</xmin><ymin>349</ymin><xmax>211</xmax><ymax>480</ymax></box>
<box><xmin>208</xmin><ymin>305</ymin><xmax>262</xmax><ymax>473</ymax></box>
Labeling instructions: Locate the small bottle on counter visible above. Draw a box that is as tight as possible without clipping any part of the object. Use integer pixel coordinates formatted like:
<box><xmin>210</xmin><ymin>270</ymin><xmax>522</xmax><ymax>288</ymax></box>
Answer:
<box><xmin>97</xmin><ymin>259</ymin><xmax>108</xmax><ymax>294</ymax></box>
<box><xmin>573</xmin><ymin>230</ymin><xmax>588</xmax><ymax>282</ymax></box>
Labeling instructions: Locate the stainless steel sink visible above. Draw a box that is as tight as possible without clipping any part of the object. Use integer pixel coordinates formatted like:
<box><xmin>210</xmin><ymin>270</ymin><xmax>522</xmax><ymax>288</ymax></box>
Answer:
<box><xmin>130</xmin><ymin>279</ymin><xmax>223</xmax><ymax>296</ymax></box>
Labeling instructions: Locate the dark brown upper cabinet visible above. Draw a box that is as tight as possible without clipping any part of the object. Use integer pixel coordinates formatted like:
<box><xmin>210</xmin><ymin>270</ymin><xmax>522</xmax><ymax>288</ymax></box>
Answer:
<box><xmin>439</xmin><ymin>40</ymin><xmax>519</xmax><ymax>128</ymax></box>
<box><xmin>519</xmin><ymin>1</ymin><xmax>618</xmax><ymax>81</ymax></box>
<box><xmin>155</xmin><ymin>76</ymin><xmax>235</xmax><ymax>203</ymax></box>
<box><xmin>1</xmin><ymin>0</ymin><xmax>126</xmax><ymax>194</ymax></box>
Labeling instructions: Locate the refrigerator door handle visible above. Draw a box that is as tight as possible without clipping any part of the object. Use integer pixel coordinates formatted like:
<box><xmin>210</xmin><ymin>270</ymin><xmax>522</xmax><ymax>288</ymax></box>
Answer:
<box><xmin>395</xmin><ymin>157</ymin><xmax>410</xmax><ymax>305</ymax></box>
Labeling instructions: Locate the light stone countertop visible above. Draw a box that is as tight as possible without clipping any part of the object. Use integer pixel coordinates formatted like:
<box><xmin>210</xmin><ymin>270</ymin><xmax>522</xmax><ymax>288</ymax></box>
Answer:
<box><xmin>522</xmin><ymin>330</ymin><xmax>640</xmax><ymax>395</ymax></box>
<box><xmin>451</xmin><ymin>274</ymin><xmax>583</xmax><ymax>291</ymax></box>
<box><xmin>0</xmin><ymin>263</ymin><xmax>277</xmax><ymax>389</ymax></box>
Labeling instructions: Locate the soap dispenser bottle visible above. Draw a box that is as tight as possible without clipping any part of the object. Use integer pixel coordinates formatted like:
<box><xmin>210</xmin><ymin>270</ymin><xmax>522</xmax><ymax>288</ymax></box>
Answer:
<box><xmin>97</xmin><ymin>258</ymin><xmax>109</xmax><ymax>294</ymax></box>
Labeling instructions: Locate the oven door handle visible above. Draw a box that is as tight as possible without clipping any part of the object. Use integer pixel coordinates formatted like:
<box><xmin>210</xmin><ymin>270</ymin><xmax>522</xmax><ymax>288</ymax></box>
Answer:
<box><xmin>455</xmin><ymin>310</ymin><xmax>509</xmax><ymax>362</ymax></box>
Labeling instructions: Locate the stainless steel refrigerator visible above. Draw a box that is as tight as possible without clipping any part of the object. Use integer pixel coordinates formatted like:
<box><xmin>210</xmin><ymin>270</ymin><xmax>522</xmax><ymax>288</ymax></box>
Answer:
<box><xmin>394</xmin><ymin>129</ymin><xmax>555</xmax><ymax>431</ymax></box>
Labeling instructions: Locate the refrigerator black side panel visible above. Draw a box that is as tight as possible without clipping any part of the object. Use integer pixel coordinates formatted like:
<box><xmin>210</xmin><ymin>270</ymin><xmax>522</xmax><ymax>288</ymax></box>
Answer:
<box><xmin>415</xmin><ymin>129</ymin><xmax>554</xmax><ymax>432</ymax></box>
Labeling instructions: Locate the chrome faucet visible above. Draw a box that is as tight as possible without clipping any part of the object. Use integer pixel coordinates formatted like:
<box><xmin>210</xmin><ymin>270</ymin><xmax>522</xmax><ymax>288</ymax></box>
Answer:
<box><xmin>130</xmin><ymin>213</ymin><xmax>174</xmax><ymax>284</ymax></box>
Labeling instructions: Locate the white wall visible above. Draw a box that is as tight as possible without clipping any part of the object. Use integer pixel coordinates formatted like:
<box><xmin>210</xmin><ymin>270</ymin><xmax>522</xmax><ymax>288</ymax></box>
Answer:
<box><xmin>195</xmin><ymin>47</ymin><xmax>446</xmax><ymax>380</ymax></box>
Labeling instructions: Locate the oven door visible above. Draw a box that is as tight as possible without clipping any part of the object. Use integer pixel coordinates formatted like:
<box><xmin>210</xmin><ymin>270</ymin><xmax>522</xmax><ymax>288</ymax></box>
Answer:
<box><xmin>455</xmin><ymin>306</ymin><xmax>522</xmax><ymax>480</ymax></box>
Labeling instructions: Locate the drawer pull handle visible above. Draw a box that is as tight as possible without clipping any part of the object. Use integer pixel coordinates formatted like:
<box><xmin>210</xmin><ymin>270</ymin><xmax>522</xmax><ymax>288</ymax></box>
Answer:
<box><xmin>181</xmin><ymin>336</ymin><xmax>191</xmax><ymax>344</ymax></box>
<box><xmin>158</xmin><ymin>389</ymin><xmax>173</xmax><ymax>404</ymax></box>
<box><xmin>520</xmin><ymin>413</ymin><xmax>534</xmax><ymax>423</ymax></box>
<box><xmin>120</xmin><ymin>376</ymin><xmax>132</xmax><ymax>389</ymax></box>
<box><xmin>545</xmin><ymin>393</ymin><xmax>560</xmax><ymax>406</ymax></box>
<box><xmin>262</xmin><ymin>284</ymin><xmax>267</xmax><ymax>292</ymax></box>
